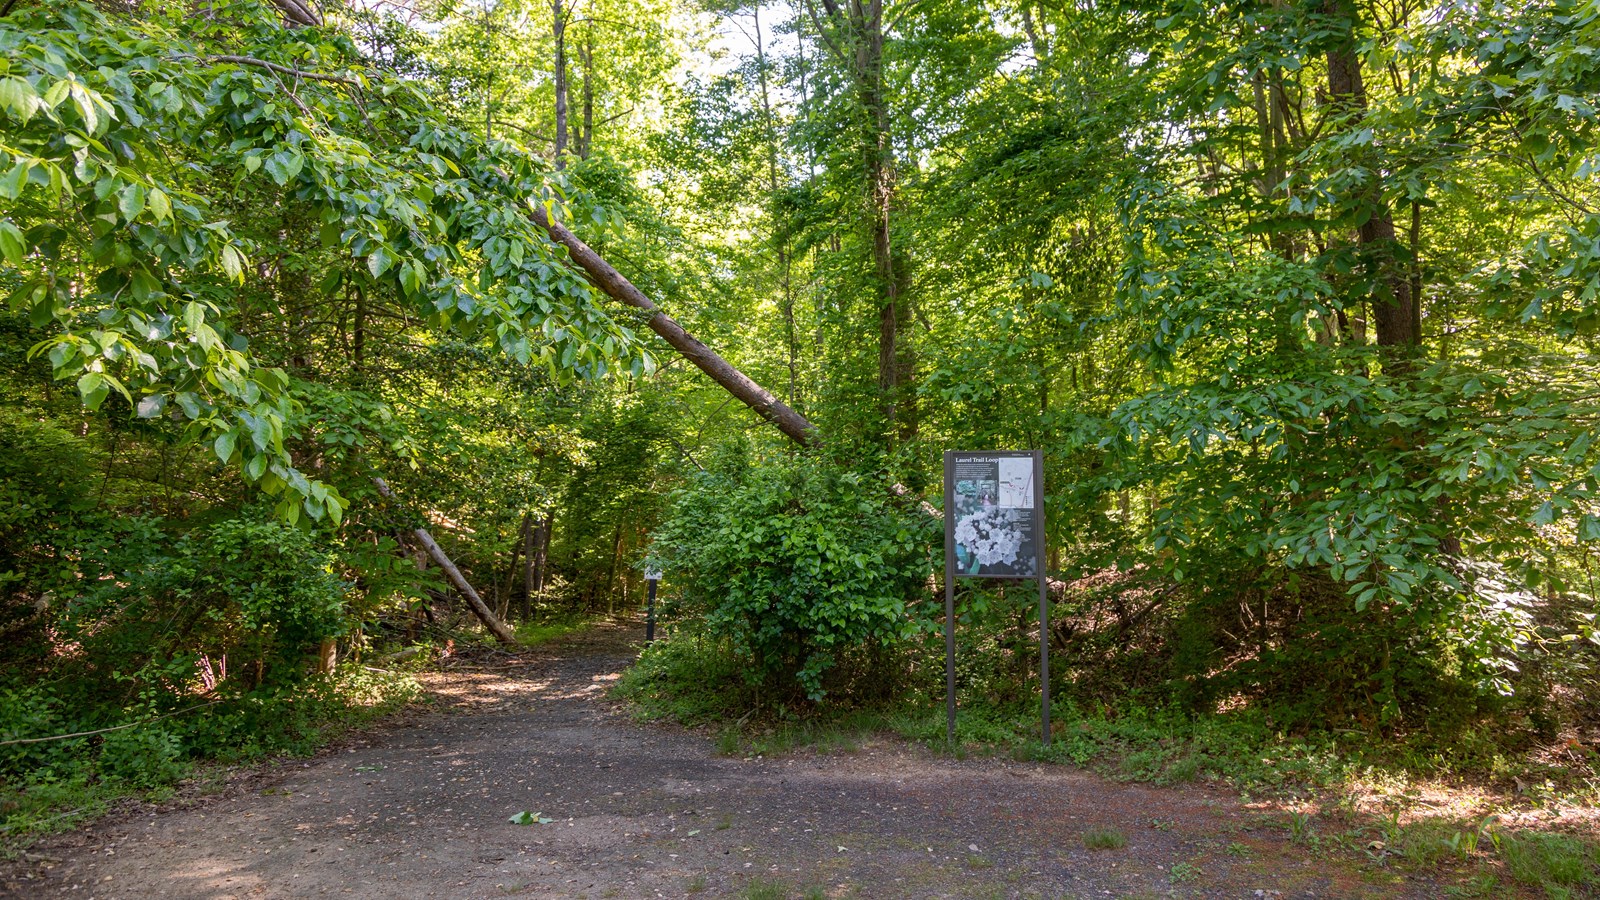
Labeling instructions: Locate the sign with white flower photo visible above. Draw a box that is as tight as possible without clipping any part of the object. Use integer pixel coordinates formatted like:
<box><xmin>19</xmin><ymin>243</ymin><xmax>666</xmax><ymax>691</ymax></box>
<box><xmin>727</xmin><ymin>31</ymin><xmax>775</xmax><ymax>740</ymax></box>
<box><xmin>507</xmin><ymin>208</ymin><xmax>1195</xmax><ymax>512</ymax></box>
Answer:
<box><xmin>944</xmin><ymin>451</ymin><xmax>1040</xmax><ymax>578</ymax></box>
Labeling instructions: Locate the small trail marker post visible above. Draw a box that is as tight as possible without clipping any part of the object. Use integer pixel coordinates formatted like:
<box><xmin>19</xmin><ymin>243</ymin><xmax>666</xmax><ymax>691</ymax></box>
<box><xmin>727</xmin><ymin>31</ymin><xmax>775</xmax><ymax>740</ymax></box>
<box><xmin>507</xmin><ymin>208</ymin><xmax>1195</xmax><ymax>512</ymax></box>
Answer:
<box><xmin>943</xmin><ymin>450</ymin><xmax>1049</xmax><ymax>747</ymax></box>
<box><xmin>644</xmin><ymin>567</ymin><xmax>662</xmax><ymax>643</ymax></box>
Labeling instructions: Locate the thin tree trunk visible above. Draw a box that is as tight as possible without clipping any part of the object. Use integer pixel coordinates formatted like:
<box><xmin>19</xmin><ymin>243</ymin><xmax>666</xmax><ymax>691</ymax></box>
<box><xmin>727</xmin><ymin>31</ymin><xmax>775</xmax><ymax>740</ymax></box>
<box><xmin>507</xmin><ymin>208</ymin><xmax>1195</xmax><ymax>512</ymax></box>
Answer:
<box><xmin>753</xmin><ymin>4</ymin><xmax>799</xmax><ymax>404</ymax></box>
<box><xmin>520</xmin><ymin>512</ymin><xmax>536</xmax><ymax>620</ymax></box>
<box><xmin>373</xmin><ymin>478</ymin><xmax>519</xmax><ymax>645</ymax></box>
<box><xmin>497</xmin><ymin>526</ymin><xmax>524</xmax><ymax>621</ymax></box>
<box><xmin>578</xmin><ymin>31</ymin><xmax>594</xmax><ymax>159</ymax></box>
<box><xmin>604</xmin><ymin>523</ymin><xmax>622</xmax><ymax>616</ymax></box>
<box><xmin>553</xmin><ymin>0</ymin><xmax>569</xmax><ymax>168</ymax></box>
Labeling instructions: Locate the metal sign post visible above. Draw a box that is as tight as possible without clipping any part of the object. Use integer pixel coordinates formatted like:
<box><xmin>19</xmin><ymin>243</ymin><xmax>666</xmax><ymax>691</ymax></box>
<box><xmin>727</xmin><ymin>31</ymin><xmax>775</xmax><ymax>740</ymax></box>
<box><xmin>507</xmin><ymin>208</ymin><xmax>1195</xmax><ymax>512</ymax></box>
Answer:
<box><xmin>942</xmin><ymin>450</ymin><xmax>1049</xmax><ymax>747</ymax></box>
<box><xmin>644</xmin><ymin>567</ymin><xmax>662</xmax><ymax>643</ymax></box>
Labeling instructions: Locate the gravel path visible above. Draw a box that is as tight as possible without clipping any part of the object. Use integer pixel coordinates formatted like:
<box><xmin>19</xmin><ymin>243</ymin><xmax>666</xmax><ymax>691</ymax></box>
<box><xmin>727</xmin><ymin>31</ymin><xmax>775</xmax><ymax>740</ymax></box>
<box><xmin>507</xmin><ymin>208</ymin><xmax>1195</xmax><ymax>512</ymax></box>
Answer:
<box><xmin>4</xmin><ymin>620</ymin><xmax>1435</xmax><ymax>898</ymax></box>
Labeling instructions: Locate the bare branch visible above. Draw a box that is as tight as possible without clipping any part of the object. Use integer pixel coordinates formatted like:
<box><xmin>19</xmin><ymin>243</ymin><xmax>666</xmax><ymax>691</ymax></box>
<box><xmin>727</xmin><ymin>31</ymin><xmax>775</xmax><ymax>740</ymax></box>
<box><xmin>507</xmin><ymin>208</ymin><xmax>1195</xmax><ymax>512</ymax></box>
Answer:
<box><xmin>206</xmin><ymin>55</ymin><xmax>361</xmax><ymax>86</ymax></box>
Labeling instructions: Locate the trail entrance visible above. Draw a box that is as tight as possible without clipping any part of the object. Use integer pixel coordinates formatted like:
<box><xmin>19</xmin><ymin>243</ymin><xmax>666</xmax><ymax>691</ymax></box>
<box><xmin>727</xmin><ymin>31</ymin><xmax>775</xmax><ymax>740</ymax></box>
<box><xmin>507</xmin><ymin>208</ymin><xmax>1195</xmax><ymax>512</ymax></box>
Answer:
<box><xmin>10</xmin><ymin>621</ymin><xmax>1430</xmax><ymax>898</ymax></box>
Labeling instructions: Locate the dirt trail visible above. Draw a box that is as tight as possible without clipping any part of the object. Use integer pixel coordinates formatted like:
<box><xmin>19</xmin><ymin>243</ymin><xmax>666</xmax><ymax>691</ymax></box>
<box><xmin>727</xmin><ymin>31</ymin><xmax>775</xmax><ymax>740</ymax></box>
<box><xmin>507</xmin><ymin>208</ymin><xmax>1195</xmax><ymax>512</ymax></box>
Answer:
<box><xmin>5</xmin><ymin>621</ymin><xmax>1433</xmax><ymax>899</ymax></box>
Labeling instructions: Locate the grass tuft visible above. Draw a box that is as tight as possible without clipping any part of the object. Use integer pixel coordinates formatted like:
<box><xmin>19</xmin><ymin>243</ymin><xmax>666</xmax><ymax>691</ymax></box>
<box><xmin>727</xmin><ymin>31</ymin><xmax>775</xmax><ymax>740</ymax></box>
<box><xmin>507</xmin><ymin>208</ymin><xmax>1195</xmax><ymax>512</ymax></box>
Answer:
<box><xmin>1081</xmin><ymin>826</ymin><xmax>1127</xmax><ymax>850</ymax></box>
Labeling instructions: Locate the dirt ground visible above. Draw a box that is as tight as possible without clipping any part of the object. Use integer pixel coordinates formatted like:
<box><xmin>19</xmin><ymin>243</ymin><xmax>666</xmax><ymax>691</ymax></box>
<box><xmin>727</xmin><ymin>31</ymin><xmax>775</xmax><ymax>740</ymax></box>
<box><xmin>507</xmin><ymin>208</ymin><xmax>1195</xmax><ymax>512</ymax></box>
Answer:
<box><xmin>3</xmin><ymin>620</ymin><xmax>1446</xmax><ymax>899</ymax></box>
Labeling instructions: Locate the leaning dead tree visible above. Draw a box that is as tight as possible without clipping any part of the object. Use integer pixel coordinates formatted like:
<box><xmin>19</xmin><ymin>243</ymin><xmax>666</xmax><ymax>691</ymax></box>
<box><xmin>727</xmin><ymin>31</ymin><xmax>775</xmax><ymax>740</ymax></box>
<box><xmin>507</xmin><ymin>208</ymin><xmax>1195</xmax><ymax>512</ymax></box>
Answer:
<box><xmin>530</xmin><ymin>206</ymin><xmax>818</xmax><ymax>448</ymax></box>
<box><xmin>373</xmin><ymin>477</ymin><xmax>521</xmax><ymax>645</ymax></box>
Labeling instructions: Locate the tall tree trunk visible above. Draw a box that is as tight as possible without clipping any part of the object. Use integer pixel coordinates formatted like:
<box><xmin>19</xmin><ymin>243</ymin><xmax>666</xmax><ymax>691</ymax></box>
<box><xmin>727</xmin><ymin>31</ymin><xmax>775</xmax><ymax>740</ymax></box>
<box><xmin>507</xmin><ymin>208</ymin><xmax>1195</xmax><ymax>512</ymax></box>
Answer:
<box><xmin>577</xmin><ymin>31</ymin><xmax>594</xmax><ymax>159</ymax></box>
<box><xmin>1019</xmin><ymin>3</ymin><xmax>1047</xmax><ymax>66</ymax></box>
<box><xmin>853</xmin><ymin>0</ymin><xmax>914</xmax><ymax>445</ymax></box>
<box><xmin>373</xmin><ymin>478</ymin><xmax>520</xmax><ymax>645</ymax></box>
<box><xmin>553</xmin><ymin>0</ymin><xmax>569</xmax><ymax>168</ymax></box>
<box><xmin>753</xmin><ymin>3</ymin><xmax>799</xmax><ymax>404</ymax></box>
<box><xmin>604</xmin><ymin>523</ymin><xmax>622</xmax><ymax>615</ymax></box>
<box><xmin>1322</xmin><ymin>0</ymin><xmax>1416</xmax><ymax>350</ymax></box>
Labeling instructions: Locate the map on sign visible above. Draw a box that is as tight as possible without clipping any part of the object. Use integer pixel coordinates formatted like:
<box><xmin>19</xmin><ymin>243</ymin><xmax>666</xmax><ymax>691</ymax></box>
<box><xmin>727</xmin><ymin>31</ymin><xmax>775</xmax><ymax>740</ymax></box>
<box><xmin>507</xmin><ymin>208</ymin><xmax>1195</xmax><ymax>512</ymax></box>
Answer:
<box><xmin>945</xmin><ymin>451</ymin><xmax>1039</xmax><ymax>578</ymax></box>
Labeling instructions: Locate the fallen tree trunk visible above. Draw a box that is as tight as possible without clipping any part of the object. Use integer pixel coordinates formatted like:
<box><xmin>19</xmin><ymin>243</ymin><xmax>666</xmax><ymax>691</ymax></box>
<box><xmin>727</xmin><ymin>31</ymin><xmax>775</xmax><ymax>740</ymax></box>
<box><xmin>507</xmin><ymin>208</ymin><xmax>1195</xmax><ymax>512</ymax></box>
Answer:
<box><xmin>534</xmin><ymin>208</ymin><xmax>945</xmax><ymax>521</ymax></box>
<box><xmin>531</xmin><ymin>206</ymin><xmax>818</xmax><ymax>448</ymax></box>
<box><xmin>373</xmin><ymin>478</ymin><xmax>520</xmax><ymax>645</ymax></box>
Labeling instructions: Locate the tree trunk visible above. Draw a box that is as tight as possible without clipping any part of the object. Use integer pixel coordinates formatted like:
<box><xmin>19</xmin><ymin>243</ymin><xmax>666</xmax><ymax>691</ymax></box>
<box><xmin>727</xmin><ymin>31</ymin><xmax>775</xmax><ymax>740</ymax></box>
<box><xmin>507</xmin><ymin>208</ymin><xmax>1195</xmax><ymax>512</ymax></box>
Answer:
<box><xmin>604</xmin><ymin>523</ymin><xmax>622</xmax><ymax>616</ymax></box>
<box><xmin>520</xmin><ymin>512</ymin><xmax>536</xmax><ymax>620</ymax></box>
<box><xmin>753</xmin><ymin>3</ymin><xmax>799</xmax><ymax>405</ymax></box>
<box><xmin>373</xmin><ymin>478</ymin><xmax>520</xmax><ymax>645</ymax></box>
<box><xmin>577</xmin><ymin>31</ymin><xmax>594</xmax><ymax>159</ymax></box>
<box><xmin>531</xmin><ymin>207</ymin><xmax>818</xmax><ymax>446</ymax></box>
<box><xmin>854</xmin><ymin>0</ymin><xmax>914</xmax><ymax>446</ymax></box>
<box><xmin>497</xmin><ymin>526</ymin><xmax>524</xmax><ymax>621</ymax></box>
<box><xmin>532</xmin><ymin>515</ymin><xmax>551</xmax><ymax>593</ymax></box>
<box><xmin>316</xmin><ymin>637</ymin><xmax>337</xmax><ymax>674</ymax></box>
<box><xmin>1323</xmin><ymin>0</ymin><xmax>1416</xmax><ymax>350</ymax></box>
<box><xmin>552</xmin><ymin>0</ymin><xmax>569</xmax><ymax>168</ymax></box>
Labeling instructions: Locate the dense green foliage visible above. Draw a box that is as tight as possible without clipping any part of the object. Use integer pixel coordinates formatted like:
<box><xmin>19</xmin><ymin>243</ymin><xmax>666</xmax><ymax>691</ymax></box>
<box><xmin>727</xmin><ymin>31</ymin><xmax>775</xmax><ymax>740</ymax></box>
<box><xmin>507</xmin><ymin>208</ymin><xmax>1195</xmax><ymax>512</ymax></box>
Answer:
<box><xmin>3</xmin><ymin>0</ymin><xmax>1600</xmax><ymax>856</ymax></box>
<box><xmin>650</xmin><ymin>452</ymin><xmax>936</xmax><ymax>698</ymax></box>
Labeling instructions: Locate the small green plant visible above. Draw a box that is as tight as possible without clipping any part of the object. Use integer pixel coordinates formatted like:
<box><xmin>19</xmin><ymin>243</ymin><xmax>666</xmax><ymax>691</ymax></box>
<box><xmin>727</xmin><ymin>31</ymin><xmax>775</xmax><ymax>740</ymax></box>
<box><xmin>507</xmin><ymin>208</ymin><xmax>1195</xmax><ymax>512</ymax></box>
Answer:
<box><xmin>716</xmin><ymin>726</ymin><xmax>743</xmax><ymax>756</ymax></box>
<box><xmin>1168</xmin><ymin>861</ymin><xmax>1202</xmax><ymax>883</ymax></box>
<box><xmin>1225</xmin><ymin>841</ymin><xmax>1251</xmax><ymax>857</ymax></box>
<box><xmin>743</xmin><ymin>878</ymin><xmax>787</xmax><ymax>900</ymax></box>
<box><xmin>1444</xmin><ymin>829</ymin><xmax>1480</xmax><ymax>861</ymax></box>
<box><xmin>1082</xmin><ymin>826</ymin><xmax>1127</xmax><ymax>850</ymax></box>
<box><xmin>716</xmin><ymin>814</ymin><xmax>733</xmax><ymax>831</ymax></box>
<box><xmin>686</xmin><ymin>874</ymin><xmax>707</xmax><ymax>894</ymax></box>
<box><xmin>1286</xmin><ymin>810</ymin><xmax>1313</xmax><ymax>845</ymax></box>
<box><xmin>1444</xmin><ymin>873</ymin><xmax>1503</xmax><ymax>898</ymax></box>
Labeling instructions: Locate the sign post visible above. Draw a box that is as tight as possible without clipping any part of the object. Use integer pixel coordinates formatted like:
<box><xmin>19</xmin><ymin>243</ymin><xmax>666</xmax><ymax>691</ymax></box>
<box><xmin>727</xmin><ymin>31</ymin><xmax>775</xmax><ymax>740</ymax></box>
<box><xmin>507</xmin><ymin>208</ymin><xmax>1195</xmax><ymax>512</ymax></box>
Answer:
<box><xmin>942</xmin><ymin>450</ymin><xmax>1049</xmax><ymax>746</ymax></box>
<box><xmin>644</xmin><ymin>567</ymin><xmax>662</xmax><ymax>643</ymax></box>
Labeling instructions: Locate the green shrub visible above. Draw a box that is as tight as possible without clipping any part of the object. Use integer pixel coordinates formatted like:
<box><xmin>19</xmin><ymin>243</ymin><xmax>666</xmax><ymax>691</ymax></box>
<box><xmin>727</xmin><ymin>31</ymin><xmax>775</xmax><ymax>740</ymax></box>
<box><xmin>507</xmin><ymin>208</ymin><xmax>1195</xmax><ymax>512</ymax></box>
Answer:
<box><xmin>97</xmin><ymin>726</ymin><xmax>187</xmax><ymax>788</ymax></box>
<box><xmin>63</xmin><ymin>516</ymin><xmax>350</xmax><ymax>692</ymax></box>
<box><xmin>650</xmin><ymin>451</ymin><xmax>937</xmax><ymax>700</ymax></box>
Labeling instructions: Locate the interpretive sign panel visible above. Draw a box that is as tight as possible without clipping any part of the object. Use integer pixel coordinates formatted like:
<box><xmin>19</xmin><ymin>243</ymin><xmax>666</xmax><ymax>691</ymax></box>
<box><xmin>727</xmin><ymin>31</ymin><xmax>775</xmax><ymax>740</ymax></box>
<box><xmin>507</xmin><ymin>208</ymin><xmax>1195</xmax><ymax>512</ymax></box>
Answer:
<box><xmin>942</xmin><ymin>449</ymin><xmax>1049</xmax><ymax>746</ymax></box>
<box><xmin>944</xmin><ymin>451</ymin><xmax>1040</xmax><ymax>578</ymax></box>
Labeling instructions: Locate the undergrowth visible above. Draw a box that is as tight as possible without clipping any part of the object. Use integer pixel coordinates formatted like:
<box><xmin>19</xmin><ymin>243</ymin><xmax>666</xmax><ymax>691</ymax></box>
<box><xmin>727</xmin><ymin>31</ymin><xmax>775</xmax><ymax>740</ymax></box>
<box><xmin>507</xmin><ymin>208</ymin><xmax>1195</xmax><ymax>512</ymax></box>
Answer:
<box><xmin>0</xmin><ymin>667</ymin><xmax>417</xmax><ymax>855</ymax></box>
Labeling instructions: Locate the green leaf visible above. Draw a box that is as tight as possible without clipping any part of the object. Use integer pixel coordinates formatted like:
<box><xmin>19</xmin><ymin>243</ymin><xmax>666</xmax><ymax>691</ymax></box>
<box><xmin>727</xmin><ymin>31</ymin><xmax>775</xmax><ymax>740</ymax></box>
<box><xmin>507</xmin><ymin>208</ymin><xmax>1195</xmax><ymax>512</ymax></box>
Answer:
<box><xmin>214</xmin><ymin>431</ymin><xmax>237</xmax><ymax>463</ymax></box>
<box><xmin>0</xmin><ymin>163</ymin><xmax>28</xmax><ymax>200</ymax></box>
<box><xmin>367</xmin><ymin>247</ymin><xmax>391</xmax><ymax>279</ymax></box>
<box><xmin>220</xmin><ymin>245</ymin><xmax>244</xmax><ymax>282</ymax></box>
<box><xmin>135</xmin><ymin>394</ymin><xmax>165</xmax><ymax>418</ymax></box>
<box><xmin>77</xmin><ymin>372</ymin><xmax>108</xmax><ymax>411</ymax></box>
<box><xmin>0</xmin><ymin>220</ymin><xmax>25</xmax><ymax>265</ymax></box>
<box><xmin>118</xmin><ymin>182</ymin><xmax>146</xmax><ymax>221</ymax></box>
<box><xmin>147</xmin><ymin>186</ymin><xmax>171</xmax><ymax>222</ymax></box>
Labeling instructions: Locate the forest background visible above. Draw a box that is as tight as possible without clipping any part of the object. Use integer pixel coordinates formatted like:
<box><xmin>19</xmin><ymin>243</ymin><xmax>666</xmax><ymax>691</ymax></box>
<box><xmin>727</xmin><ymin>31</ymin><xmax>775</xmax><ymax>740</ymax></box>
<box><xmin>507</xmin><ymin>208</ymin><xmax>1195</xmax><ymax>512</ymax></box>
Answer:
<box><xmin>2</xmin><ymin>0</ymin><xmax>1599</xmax><ymax>875</ymax></box>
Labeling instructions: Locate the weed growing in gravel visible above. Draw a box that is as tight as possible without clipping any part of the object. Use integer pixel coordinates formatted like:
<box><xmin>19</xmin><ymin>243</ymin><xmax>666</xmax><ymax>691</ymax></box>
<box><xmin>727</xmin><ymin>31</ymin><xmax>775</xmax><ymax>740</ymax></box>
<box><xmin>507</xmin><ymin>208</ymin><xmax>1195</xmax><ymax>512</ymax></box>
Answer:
<box><xmin>1081</xmin><ymin>826</ymin><xmax>1127</xmax><ymax>850</ymax></box>
<box><xmin>1168</xmin><ymin>860</ymin><xmax>1202</xmax><ymax>883</ymax></box>
<box><xmin>742</xmin><ymin>877</ymin><xmax>787</xmax><ymax>900</ymax></box>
